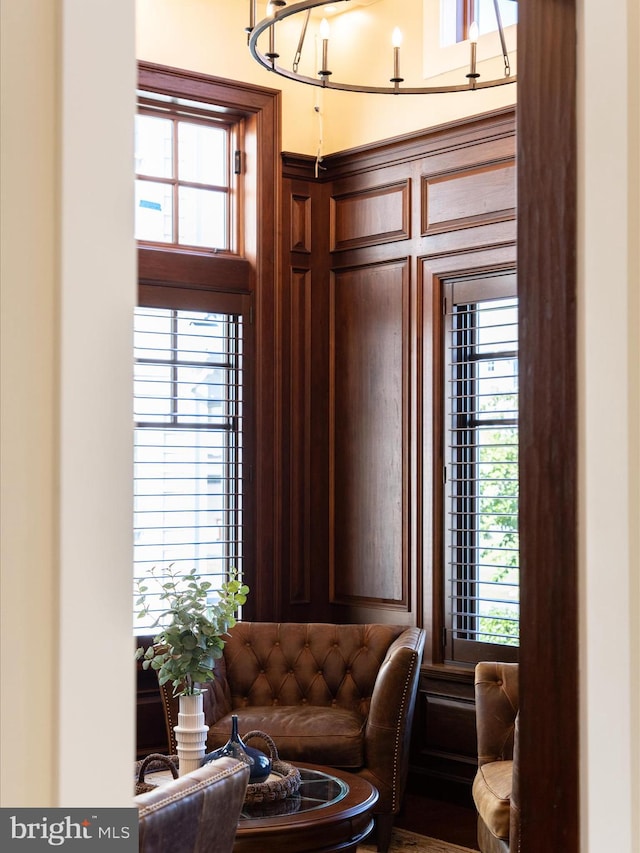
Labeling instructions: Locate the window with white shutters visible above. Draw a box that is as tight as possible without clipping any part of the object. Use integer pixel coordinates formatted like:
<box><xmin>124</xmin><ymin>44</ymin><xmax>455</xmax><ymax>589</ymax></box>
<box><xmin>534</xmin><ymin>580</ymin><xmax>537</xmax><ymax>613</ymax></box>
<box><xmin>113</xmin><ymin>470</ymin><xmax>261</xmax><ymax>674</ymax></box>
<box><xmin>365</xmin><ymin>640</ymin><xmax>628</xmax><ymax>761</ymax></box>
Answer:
<box><xmin>133</xmin><ymin>306</ymin><xmax>245</xmax><ymax>631</ymax></box>
<box><xmin>443</xmin><ymin>271</ymin><xmax>519</xmax><ymax>664</ymax></box>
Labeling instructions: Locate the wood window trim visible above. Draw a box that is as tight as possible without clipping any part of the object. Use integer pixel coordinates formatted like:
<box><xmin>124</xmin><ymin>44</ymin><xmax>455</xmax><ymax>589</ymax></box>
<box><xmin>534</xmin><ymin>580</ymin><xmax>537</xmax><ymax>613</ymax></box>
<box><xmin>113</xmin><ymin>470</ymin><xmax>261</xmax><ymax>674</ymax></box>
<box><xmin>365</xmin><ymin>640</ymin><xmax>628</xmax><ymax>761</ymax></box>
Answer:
<box><xmin>421</xmin><ymin>245</ymin><xmax>517</xmax><ymax>669</ymax></box>
<box><xmin>443</xmin><ymin>272</ymin><xmax>519</xmax><ymax>664</ymax></box>
<box><xmin>137</xmin><ymin>62</ymin><xmax>282</xmax><ymax>621</ymax></box>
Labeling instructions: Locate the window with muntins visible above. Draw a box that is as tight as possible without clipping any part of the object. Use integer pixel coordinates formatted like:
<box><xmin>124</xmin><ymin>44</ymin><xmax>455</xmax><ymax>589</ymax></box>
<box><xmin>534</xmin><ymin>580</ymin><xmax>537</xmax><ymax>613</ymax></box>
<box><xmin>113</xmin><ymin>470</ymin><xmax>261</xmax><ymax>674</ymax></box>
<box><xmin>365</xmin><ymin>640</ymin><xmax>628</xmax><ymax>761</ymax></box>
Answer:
<box><xmin>443</xmin><ymin>272</ymin><xmax>519</xmax><ymax>664</ymax></box>
<box><xmin>135</xmin><ymin>97</ymin><xmax>240</xmax><ymax>252</ymax></box>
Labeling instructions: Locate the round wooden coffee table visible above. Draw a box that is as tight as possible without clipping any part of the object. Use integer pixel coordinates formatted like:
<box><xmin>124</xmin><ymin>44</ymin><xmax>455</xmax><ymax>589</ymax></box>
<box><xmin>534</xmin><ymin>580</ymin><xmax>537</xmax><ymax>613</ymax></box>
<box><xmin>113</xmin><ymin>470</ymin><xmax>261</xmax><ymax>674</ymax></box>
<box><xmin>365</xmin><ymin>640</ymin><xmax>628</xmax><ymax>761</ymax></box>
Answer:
<box><xmin>234</xmin><ymin>763</ymin><xmax>379</xmax><ymax>853</ymax></box>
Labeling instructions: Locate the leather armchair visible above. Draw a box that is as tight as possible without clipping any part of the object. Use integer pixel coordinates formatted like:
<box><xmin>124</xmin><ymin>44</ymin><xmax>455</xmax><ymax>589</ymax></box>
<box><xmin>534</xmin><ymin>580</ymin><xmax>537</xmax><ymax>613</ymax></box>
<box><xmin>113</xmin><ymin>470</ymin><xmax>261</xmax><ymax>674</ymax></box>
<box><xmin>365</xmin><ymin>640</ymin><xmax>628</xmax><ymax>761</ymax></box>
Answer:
<box><xmin>161</xmin><ymin>622</ymin><xmax>425</xmax><ymax>853</ymax></box>
<box><xmin>472</xmin><ymin>661</ymin><xmax>520</xmax><ymax>853</ymax></box>
<box><xmin>134</xmin><ymin>755</ymin><xmax>249</xmax><ymax>853</ymax></box>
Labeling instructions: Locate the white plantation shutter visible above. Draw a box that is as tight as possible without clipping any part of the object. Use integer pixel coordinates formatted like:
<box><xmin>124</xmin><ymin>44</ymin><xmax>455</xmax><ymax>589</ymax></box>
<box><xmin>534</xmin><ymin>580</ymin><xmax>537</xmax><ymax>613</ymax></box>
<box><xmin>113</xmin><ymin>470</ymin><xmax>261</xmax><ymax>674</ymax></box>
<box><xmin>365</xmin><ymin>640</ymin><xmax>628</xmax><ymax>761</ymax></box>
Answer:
<box><xmin>443</xmin><ymin>272</ymin><xmax>519</xmax><ymax>663</ymax></box>
<box><xmin>133</xmin><ymin>306</ymin><xmax>244</xmax><ymax>630</ymax></box>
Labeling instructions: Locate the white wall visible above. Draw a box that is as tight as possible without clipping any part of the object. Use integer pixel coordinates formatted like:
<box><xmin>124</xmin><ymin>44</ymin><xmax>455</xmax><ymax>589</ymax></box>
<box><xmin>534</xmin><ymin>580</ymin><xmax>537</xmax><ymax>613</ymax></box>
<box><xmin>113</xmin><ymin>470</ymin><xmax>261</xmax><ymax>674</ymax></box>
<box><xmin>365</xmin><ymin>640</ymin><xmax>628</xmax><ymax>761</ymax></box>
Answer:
<box><xmin>1</xmin><ymin>0</ymin><xmax>60</xmax><ymax>806</ymax></box>
<box><xmin>0</xmin><ymin>0</ymin><xmax>136</xmax><ymax>806</ymax></box>
<box><xmin>578</xmin><ymin>0</ymin><xmax>640</xmax><ymax>849</ymax></box>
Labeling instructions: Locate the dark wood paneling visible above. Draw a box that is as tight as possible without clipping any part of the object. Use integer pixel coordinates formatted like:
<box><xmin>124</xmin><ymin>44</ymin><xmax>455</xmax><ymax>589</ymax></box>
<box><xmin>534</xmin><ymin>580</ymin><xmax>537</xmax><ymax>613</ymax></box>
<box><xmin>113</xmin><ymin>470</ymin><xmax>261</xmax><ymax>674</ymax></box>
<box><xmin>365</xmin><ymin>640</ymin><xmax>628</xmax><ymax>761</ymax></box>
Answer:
<box><xmin>323</xmin><ymin>112</ymin><xmax>515</xmax><ymax>630</ymax></box>
<box><xmin>422</xmin><ymin>160</ymin><xmax>516</xmax><ymax>235</ymax></box>
<box><xmin>329</xmin><ymin>260</ymin><xmax>410</xmax><ymax>607</ymax></box>
<box><xmin>412</xmin><ymin>668</ymin><xmax>477</xmax><ymax>785</ymax></box>
<box><xmin>288</xmin><ymin>267</ymin><xmax>313</xmax><ymax>605</ymax></box>
<box><xmin>330</xmin><ymin>181</ymin><xmax>411</xmax><ymax>251</ymax></box>
<box><xmin>290</xmin><ymin>194</ymin><xmax>312</xmax><ymax>254</ymax></box>
<box><xmin>518</xmin><ymin>0</ymin><xmax>579</xmax><ymax>849</ymax></box>
<box><xmin>138</xmin><ymin>246</ymin><xmax>251</xmax><ymax>292</ymax></box>
<box><xmin>280</xmin><ymin>173</ymin><xmax>334</xmax><ymax>622</ymax></box>
<box><xmin>278</xmin><ymin>110</ymin><xmax>520</xmax><ymax>780</ymax></box>
<box><xmin>322</xmin><ymin>109</ymin><xmax>516</xmax><ymax>179</ymax></box>
<box><xmin>422</xmin><ymin>697</ymin><xmax>478</xmax><ymax>782</ymax></box>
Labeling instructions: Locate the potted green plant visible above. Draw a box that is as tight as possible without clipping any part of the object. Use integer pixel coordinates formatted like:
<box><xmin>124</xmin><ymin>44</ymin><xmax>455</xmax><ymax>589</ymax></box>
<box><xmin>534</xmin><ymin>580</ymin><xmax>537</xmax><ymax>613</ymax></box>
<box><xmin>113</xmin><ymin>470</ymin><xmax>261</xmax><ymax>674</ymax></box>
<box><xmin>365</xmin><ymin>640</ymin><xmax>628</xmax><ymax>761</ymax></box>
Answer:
<box><xmin>135</xmin><ymin>564</ymin><xmax>249</xmax><ymax>774</ymax></box>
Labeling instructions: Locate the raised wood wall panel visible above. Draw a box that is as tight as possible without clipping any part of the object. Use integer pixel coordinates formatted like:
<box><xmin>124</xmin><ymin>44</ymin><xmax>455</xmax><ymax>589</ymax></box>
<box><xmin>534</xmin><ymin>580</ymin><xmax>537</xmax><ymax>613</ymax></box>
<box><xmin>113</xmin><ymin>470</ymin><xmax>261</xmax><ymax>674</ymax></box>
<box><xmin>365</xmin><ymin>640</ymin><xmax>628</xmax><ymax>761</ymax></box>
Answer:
<box><xmin>422</xmin><ymin>697</ymin><xmax>478</xmax><ymax>782</ymax></box>
<box><xmin>330</xmin><ymin>181</ymin><xmax>410</xmax><ymax>251</ymax></box>
<box><xmin>329</xmin><ymin>260</ymin><xmax>410</xmax><ymax>607</ymax></box>
<box><xmin>411</xmin><ymin>668</ymin><xmax>477</xmax><ymax>785</ymax></box>
<box><xmin>280</xmin><ymin>169</ymin><xmax>334</xmax><ymax>622</ymax></box>
<box><xmin>291</xmin><ymin>194</ymin><xmax>312</xmax><ymax>254</ymax></box>
<box><xmin>422</xmin><ymin>160</ymin><xmax>516</xmax><ymax>234</ymax></box>
<box><xmin>288</xmin><ymin>267</ymin><xmax>313</xmax><ymax>604</ymax></box>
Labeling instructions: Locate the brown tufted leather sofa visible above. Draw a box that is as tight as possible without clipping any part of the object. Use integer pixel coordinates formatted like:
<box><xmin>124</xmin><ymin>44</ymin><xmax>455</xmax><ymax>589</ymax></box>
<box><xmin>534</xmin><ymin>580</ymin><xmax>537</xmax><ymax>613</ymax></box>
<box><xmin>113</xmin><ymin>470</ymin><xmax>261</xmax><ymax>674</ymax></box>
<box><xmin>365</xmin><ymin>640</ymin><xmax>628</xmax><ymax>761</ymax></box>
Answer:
<box><xmin>472</xmin><ymin>662</ymin><xmax>520</xmax><ymax>853</ymax></box>
<box><xmin>135</xmin><ymin>755</ymin><xmax>249</xmax><ymax>853</ymax></box>
<box><xmin>161</xmin><ymin>621</ymin><xmax>425</xmax><ymax>853</ymax></box>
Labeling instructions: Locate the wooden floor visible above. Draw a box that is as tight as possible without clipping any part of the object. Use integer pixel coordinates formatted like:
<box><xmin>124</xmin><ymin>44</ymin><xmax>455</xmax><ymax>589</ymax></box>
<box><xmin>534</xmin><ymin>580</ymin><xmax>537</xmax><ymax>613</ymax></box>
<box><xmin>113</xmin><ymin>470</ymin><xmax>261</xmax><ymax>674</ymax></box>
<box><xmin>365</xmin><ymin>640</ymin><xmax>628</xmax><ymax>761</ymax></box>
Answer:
<box><xmin>395</xmin><ymin>778</ymin><xmax>479</xmax><ymax>850</ymax></box>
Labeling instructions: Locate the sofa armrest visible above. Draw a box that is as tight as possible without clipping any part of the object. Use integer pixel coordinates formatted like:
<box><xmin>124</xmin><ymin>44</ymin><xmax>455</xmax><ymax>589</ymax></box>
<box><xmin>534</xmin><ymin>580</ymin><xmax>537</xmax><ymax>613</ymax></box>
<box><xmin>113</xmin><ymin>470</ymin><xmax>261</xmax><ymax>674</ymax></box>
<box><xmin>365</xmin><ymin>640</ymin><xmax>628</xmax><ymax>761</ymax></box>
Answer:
<box><xmin>509</xmin><ymin>710</ymin><xmax>521</xmax><ymax>850</ymax></box>
<box><xmin>475</xmin><ymin>661</ymin><xmax>519</xmax><ymax>767</ymax></box>
<box><xmin>135</xmin><ymin>756</ymin><xmax>249</xmax><ymax>853</ymax></box>
<box><xmin>363</xmin><ymin>627</ymin><xmax>425</xmax><ymax>812</ymax></box>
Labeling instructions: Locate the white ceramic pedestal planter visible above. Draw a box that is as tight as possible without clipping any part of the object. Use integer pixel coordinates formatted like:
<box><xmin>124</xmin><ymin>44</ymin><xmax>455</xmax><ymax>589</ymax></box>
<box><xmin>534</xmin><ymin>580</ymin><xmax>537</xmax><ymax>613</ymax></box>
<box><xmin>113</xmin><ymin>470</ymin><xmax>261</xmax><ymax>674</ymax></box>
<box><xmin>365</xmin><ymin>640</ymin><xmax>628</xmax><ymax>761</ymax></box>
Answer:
<box><xmin>174</xmin><ymin>692</ymin><xmax>209</xmax><ymax>776</ymax></box>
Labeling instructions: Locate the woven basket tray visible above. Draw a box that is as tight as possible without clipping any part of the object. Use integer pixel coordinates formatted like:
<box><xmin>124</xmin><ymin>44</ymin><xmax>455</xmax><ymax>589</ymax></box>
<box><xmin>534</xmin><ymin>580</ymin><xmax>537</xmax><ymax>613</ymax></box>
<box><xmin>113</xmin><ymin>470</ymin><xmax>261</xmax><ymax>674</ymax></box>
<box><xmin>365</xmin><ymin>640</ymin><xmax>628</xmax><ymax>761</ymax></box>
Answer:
<box><xmin>134</xmin><ymin>753</ymin><xmax>178</xmax><ymax>795</ymax></box>
<box><xmin>242</xmin><ymin>731</ymin><xmax>301</xmax><ymax>804</ymax></box>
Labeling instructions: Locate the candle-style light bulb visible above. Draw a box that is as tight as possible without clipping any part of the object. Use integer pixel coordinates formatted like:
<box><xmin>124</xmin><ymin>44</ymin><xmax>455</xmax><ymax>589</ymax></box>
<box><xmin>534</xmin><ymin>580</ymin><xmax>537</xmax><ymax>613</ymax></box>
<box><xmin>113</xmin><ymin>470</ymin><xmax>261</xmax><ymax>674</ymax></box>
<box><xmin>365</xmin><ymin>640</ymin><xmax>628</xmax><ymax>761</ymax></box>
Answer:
<box><xmin>391</xmin><ymin>27</ymin><xmax>403</xmax><ymax>85</ymax></box>
<box><xmin>467</xmin><ymin>21</ymin><xmax>480</xmax><ymax>87</ymax></box>
<box><xmin>266</xmin><ymin>2</ymin><xmax>279</xmax><ymax>60</ymax></box>
<box><xmin>319</xmin><ymin>17</ymin><xmax>331</xmax><ymax>40</ymax></box>
<box><xmin>319</xmin><ymin>17</ymin><xmax>331</xmax><ymax>79</ymax></box>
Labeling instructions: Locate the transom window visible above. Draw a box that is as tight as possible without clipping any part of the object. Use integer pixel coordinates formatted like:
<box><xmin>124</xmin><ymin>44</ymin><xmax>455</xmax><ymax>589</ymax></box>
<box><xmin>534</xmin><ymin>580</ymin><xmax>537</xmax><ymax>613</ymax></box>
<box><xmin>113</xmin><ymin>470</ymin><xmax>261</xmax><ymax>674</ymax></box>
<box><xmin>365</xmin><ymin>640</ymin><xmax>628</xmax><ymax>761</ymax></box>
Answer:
<box><xmin>135</xmin><ymin>99</ymin><xmax>240</xmax><ymax>251</ymax></box>
<box><xmin>443</xmin><ymin>272</ymin><xmax>519</xmax><ymax>664</ymax></box>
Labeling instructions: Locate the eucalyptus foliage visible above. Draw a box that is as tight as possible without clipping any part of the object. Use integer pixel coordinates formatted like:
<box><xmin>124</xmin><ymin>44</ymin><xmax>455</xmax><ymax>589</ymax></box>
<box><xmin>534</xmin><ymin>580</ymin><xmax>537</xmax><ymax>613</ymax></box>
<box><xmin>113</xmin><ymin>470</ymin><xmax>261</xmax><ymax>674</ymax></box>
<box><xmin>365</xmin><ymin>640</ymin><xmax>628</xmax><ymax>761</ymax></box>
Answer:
<box><xmin>135</xmin><ymin>565</ymin><xmax>249</xmax><ymax>696</ymax></box>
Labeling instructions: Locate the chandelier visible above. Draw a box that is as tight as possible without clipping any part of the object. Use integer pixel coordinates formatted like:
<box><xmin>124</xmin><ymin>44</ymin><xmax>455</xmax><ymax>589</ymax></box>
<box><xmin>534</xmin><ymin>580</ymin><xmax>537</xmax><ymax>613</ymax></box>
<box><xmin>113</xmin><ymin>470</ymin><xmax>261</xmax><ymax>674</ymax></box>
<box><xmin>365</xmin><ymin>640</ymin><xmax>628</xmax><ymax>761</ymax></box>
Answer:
<box><xmin>246</xmin><ymin>0</ymin><xmax>517</xmax><ymax>95</ymax></box>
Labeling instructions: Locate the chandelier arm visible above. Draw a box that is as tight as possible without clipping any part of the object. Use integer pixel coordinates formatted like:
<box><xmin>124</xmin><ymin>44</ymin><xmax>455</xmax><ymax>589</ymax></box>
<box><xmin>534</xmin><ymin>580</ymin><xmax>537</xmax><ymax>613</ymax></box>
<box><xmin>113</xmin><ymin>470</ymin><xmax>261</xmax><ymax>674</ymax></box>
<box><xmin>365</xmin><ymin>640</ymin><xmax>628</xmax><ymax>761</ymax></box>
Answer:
<box><xmin>493</xmin><ymin>0</ymin><xmax>512</xmax><ymax>77</ymax></box>
<box><xmin>292</xmin><ymin>8</ymin><xmax>311</xmax><ymax>74</ymax></box>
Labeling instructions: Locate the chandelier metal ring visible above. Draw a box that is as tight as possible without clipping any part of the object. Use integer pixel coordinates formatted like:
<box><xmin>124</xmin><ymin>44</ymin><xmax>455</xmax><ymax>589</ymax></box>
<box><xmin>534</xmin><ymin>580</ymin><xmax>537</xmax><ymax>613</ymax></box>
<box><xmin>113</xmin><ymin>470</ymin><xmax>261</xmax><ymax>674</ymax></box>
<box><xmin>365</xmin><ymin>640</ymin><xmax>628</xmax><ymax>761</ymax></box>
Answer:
<box><xmin>247</xmin><ymin>0</ymin><xmax>517</xmax><ymax>95</ymax></box>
